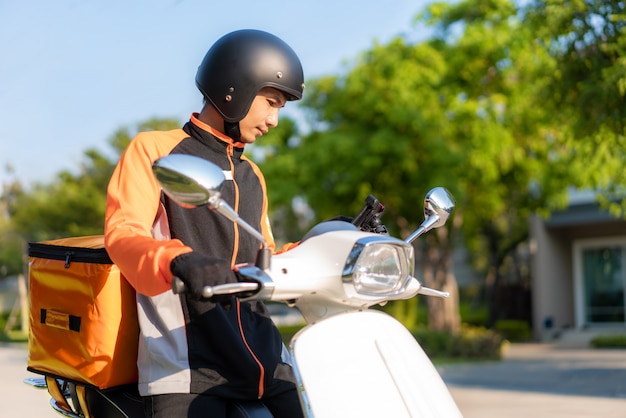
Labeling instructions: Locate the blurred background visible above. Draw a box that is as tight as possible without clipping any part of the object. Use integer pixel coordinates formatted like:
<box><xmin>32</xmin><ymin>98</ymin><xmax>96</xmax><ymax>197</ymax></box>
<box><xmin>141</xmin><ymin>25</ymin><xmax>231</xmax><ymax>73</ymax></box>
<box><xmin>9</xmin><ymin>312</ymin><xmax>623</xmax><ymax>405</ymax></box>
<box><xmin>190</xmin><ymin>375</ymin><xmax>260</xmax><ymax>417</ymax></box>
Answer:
<box><xmin>1</xmin><ymin>0</ymin><xmax>626</xmax><ymax>354</ymax></box>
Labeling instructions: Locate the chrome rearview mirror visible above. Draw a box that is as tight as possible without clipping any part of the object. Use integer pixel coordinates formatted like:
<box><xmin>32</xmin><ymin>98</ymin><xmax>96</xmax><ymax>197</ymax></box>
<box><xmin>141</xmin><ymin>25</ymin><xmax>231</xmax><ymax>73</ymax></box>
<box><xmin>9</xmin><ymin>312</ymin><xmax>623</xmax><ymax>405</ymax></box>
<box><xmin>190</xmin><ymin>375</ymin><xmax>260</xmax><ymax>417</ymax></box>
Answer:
<box><xmin>405</xmin><ymin>187</ymin><xmax>455</xmax><ymax>244</ymax></box>
<box><xmin>152</xmin><ymin>154</ymin><xmax>268</xmax><ymax>249</ymax></box>
<box><xmin>424</xmin><ymin>187</ymin><xmax>455</xmax><ymax>229</ymax></box>
<box><xmin>152</xmin><ymin>154</ymin><xmax>225</xmax><ymax>208</ymax></box>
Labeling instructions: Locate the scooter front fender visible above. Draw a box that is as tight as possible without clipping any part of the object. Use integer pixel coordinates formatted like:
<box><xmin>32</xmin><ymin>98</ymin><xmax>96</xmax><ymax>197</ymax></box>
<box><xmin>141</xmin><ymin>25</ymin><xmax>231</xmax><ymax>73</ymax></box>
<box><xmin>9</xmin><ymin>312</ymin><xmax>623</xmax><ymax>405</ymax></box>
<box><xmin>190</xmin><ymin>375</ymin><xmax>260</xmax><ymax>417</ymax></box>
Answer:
<box><xmin>290</xmin><ymin>310</ymin><xmax>462</xmax><ymax>418</ymax></box>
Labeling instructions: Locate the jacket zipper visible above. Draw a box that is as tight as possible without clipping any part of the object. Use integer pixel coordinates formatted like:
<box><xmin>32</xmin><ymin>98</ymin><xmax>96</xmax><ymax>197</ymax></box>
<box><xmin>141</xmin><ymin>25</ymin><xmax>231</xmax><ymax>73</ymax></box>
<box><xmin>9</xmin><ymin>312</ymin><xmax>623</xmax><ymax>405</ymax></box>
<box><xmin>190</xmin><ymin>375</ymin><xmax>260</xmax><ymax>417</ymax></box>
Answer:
<box><xmin>228</xmin><ymin>144</ymin><xmax>265</xmax><ymax>398</ymax></box>
<box><xmin>227</xmin><ymin>144</ymin><xmax>240</xmax><ymax>266</ymax></box>
<box><xmin>236</xmin><ymin>299</ymin><xmax>266</xmax><ymax>398</ymax></box>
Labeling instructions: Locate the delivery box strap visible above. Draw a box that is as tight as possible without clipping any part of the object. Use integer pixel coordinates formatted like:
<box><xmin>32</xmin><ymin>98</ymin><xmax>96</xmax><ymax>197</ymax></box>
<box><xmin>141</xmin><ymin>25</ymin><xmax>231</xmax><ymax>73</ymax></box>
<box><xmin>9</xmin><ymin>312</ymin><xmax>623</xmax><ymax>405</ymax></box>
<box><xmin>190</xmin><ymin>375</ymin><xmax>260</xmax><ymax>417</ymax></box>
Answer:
<box><xmin>28</xmin><ymin>242</ymin><xmax>113</xmax><ymax>266</ymax></box>
<box><xmin>46</xmin><ymin>376</ymin><xmax>74</xmax><ymax>414</ymax></box>
<box><xmin>45</xmin><ymin>376</ymin><xmax>92</xmax><ymax>418</ymax></box>
<box><xmin>41</xmin><ymin>309</ymin><xmax>81</xmax><ymax>332</ymax></box>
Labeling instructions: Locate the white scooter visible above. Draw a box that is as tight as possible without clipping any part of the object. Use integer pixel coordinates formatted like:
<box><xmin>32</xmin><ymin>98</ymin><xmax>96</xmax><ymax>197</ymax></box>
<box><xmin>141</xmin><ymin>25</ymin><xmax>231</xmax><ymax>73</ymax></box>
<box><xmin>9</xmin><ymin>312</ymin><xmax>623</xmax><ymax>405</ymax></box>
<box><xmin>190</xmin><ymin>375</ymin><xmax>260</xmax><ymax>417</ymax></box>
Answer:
<box><xmin>153</xmin><ymin>154</ymin><xmax>463</xmax><ymax>418</ymax></box>
<box><xmin>25</xmin><ymin>154</ymin><xmax>462</xmax><ymax>418</ymax></box>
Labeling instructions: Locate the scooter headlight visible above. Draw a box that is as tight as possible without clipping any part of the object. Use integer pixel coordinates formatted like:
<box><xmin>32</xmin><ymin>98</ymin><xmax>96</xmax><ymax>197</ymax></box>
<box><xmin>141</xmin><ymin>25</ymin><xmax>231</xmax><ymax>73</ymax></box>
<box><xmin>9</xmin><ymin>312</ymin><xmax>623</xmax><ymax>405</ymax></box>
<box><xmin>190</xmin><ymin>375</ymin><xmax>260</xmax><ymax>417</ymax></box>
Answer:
<box><xmin>342</xmin><ymin>237</ymin><xmax>414</xmax><ymax>296</ymax></box>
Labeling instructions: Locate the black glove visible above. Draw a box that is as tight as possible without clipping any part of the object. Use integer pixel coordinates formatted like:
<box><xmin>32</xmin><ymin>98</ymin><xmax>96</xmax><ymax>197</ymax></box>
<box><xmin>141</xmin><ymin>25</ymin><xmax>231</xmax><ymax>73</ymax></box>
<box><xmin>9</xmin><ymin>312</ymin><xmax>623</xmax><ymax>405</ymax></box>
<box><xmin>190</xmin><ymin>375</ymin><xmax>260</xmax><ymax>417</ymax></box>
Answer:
<box><xmin>170</xmin><ymin>252</ymin><xmax>237</xmax><ymax>300</ymax></box>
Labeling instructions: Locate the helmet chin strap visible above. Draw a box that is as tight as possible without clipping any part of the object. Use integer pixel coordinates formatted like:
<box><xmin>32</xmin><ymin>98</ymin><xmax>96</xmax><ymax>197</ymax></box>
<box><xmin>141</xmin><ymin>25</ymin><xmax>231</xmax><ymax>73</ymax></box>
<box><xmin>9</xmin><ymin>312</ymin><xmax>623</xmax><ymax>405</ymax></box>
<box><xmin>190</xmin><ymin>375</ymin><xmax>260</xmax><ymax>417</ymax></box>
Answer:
<box><xmin>224</xmin><ymin>121</ymin><xmax>241</xmax><ymax>141</ymax></box>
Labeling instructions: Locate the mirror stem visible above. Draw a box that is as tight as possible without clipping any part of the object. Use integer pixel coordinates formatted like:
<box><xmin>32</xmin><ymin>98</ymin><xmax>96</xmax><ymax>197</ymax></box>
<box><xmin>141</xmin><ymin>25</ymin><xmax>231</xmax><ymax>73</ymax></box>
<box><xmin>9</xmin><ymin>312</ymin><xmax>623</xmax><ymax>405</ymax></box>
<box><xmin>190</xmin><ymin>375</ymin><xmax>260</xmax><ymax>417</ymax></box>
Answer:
<box><xmin>404</xmin><ymin>215</ymin><xmax>440</xmax><ymax>244</ymax></box>
<box><xmin>213</xmin><ymin>200</ymin><xmax>268</xmax><ymax>247</ymax></box>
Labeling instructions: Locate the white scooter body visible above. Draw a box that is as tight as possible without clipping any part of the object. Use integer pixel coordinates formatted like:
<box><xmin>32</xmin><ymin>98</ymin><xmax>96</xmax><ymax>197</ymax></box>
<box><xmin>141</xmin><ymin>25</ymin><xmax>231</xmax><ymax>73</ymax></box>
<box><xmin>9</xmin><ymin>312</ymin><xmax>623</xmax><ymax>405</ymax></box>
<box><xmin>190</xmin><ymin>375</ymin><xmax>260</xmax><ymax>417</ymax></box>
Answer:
<box><xmin>291</xmin><ymin>310</ymin><xmax>462</xmax><ymax>418</ymax></box>
<box><xmin>155</xmin><ymin>154</ymin><xmax>463</xmax><ymax>417</ymax></box>
<box><xmin>254</xmin><ymin>230</ymin><xmax>462</xmax><ymax>417</ymax></box>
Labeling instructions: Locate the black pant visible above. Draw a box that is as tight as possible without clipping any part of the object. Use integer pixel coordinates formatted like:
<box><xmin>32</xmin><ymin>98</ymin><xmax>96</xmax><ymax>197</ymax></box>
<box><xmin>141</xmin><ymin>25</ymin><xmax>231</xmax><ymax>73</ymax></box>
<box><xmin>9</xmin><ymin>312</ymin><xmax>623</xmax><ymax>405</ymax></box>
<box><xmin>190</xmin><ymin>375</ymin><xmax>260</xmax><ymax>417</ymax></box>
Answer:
<box><xmin>144</xmin><ymin>390</ymin><xmax>304</xmax><ymax>418</ymax></box>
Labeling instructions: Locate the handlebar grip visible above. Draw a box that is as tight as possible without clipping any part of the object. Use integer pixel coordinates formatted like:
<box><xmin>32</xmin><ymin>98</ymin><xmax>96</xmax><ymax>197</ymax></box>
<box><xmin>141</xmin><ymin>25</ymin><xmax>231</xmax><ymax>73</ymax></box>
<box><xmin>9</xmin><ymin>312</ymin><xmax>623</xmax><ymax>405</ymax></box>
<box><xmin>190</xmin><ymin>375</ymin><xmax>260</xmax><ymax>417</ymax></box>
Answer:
<box><xmin>171</xmin><ymin>276</ymin><xmax>259</xmax><ymax>299</ymax></box>
<box><xmin>171</xmin><ymin>277</ymin><xmax>216</xmax><ymax>298</ymax></box>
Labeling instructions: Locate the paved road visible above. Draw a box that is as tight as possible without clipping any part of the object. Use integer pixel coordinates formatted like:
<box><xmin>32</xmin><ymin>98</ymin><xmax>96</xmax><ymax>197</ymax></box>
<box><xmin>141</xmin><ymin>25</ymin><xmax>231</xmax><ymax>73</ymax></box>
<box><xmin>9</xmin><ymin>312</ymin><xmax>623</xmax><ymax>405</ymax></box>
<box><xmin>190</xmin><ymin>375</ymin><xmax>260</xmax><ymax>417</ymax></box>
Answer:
<box><xmin>1</xmin><ymin>342</ymin><xmax>625</xmax><ymax>417</ymax></box>
<box><xmin>1</xmin><ymin>343</ymin><xmax>57</xmax><ymax>417</ymax></box>
<box><xmin>441</xmin><ymin>343</ymin><xmax>626</xmax><ymax>418</ymax></box>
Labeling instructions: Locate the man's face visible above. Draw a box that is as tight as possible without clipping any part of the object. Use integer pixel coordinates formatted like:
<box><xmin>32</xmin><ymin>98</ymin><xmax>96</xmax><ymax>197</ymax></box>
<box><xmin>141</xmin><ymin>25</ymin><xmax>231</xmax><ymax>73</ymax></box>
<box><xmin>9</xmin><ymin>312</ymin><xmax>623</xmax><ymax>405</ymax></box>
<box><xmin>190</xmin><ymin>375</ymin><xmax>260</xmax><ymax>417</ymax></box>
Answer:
<box><xmin>237</xmin><ymin>87</ymin><xmax>287</xmax><ymax>144</ymax></box>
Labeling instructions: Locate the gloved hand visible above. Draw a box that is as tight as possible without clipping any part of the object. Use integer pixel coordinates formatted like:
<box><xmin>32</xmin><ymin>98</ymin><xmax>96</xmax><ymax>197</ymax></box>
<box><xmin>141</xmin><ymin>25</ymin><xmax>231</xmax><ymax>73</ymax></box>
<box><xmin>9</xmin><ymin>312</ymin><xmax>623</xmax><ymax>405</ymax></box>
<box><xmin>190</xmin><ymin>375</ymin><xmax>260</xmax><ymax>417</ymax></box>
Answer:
<box><xmin>170</xmin><ymin>252</ymin><xmax>237</xmax><ymax>300</ymax></box>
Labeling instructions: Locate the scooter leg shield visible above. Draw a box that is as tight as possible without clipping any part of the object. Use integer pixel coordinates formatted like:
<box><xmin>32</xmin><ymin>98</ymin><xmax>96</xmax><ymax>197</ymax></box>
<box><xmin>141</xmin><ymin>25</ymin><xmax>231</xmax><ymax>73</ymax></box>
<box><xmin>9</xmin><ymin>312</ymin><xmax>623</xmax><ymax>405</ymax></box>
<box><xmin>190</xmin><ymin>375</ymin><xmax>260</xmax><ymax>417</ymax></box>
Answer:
<box><xmin>290</xmin><ymin>310</ymin><xmax>463</xmax><ymax>418</ymax></box>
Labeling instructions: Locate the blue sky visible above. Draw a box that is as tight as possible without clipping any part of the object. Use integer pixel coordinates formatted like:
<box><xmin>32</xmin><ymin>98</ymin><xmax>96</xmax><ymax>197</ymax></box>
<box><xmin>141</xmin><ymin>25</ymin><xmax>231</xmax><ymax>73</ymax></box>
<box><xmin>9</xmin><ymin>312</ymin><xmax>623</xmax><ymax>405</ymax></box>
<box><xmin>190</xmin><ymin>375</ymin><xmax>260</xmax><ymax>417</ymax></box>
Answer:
<box><xmin>0</xmin><ymin>0</ymin><xmax>431</xmax><ymax>187</ymax></box>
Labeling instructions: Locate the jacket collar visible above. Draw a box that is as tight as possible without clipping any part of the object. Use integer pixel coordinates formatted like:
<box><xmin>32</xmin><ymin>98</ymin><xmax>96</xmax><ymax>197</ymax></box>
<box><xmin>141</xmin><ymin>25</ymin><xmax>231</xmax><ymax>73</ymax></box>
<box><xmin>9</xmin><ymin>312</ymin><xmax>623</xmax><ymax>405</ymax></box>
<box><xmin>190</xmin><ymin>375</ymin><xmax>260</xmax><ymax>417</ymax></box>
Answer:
<box><xmin>184</xmin><ymin>113</ymin><xmax>246</xmax><ymax>157</ymax></box>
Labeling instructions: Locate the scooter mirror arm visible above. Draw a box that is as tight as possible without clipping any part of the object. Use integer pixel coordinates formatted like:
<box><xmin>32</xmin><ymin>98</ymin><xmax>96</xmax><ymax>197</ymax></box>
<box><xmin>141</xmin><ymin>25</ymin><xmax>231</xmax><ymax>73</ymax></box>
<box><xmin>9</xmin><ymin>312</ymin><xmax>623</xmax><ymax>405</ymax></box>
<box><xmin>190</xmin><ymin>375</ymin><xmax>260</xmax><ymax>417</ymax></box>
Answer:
<box><xmin>211</xmin><ymin>198</ymin><xmax>268</xmax><ymax>251</ymax></box>
<box><xmin>404</xmin><ymin>215</ymin><xmax>440</xmax><ymax>244</ymax></box>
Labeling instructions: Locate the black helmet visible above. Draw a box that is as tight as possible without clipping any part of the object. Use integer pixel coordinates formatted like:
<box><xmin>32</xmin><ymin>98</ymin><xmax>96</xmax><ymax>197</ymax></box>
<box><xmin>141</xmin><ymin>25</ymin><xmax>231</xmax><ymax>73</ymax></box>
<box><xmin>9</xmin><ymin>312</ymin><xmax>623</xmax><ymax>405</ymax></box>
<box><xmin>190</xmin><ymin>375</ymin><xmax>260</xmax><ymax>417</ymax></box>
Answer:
<box><xmin>196</xmin><ymin>29</ymin><xmax>305</xmax><ymax>124</ymax></box>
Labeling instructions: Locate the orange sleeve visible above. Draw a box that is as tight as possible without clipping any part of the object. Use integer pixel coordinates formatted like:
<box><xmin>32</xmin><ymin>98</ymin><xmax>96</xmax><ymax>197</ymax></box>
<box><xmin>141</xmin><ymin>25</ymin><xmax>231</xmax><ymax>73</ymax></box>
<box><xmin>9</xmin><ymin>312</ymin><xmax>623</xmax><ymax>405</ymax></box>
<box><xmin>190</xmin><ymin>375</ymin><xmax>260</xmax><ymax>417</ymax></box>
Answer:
<box><xmin>104</xmin><ymin>129</ymin><xmax>192</xmax><ymax>296</ymax></box>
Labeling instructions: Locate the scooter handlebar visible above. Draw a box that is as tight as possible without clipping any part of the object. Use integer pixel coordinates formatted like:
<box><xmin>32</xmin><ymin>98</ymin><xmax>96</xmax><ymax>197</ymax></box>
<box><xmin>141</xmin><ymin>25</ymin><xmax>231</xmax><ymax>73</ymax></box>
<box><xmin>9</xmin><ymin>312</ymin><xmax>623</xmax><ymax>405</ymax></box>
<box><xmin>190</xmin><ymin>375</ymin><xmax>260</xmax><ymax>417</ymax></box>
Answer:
<box><xmin>171</xmin><ymin>276</ymin><xmax>260</xmax><ymax>299</ymax></box>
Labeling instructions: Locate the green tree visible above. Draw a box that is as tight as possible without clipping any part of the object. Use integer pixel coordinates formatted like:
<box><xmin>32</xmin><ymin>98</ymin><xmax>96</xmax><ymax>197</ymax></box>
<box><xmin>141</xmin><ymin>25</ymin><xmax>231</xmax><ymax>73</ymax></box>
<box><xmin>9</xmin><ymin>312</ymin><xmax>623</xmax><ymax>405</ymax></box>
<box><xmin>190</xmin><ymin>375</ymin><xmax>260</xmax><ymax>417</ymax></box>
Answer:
<box><xmin>414</xmin><ymin>0</ymin><xmax>626</xmax><ymax>326</ymax></box>
<box><xmin>524</xmin><ymin>0</ymin><xmax>626</xmax><ymax>214</ymax></box>
<box><xmin>0</xmin><ymin>168</ymin><xmax>26</xmax><ymax>277</ymax></box>
<box><xmin>3</xmin><ymin>118</ymin><xmax>180</xmax><ymax>274</ymax></box>
<box><xmin>260</xmin><ymin>0</ymin><xmax>605</xmax><ymax>332</ymax></box>
<box><xmin>260</xmin><ymin>34</ymin><xmax>464</xmax><ymax>332</ymax></box>
<box><xmin>421</xmin><ymin>0</ymin><xmax>571</xmax><ymax>325</ymax></box>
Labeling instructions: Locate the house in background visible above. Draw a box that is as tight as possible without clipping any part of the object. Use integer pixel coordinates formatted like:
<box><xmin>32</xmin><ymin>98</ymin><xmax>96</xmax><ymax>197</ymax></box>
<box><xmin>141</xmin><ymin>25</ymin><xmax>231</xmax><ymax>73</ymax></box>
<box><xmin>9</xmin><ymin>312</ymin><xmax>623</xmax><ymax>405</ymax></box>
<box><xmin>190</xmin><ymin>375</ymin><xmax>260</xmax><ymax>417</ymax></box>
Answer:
<box><xmin>530</xmin><ymin>190</ymin><xmax>626</xmax><ymax>344</ymax></box>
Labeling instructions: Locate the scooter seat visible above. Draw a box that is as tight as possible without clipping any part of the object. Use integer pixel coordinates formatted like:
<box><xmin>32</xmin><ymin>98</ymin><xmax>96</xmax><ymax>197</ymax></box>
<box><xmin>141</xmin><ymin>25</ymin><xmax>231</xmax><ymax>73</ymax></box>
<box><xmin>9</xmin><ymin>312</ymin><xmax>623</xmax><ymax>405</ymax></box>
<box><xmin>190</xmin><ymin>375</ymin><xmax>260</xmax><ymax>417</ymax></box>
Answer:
<box><xmin>227</xmin><ymin>401</ymin><xmax>274</xmax><ymax>418</ymax></box>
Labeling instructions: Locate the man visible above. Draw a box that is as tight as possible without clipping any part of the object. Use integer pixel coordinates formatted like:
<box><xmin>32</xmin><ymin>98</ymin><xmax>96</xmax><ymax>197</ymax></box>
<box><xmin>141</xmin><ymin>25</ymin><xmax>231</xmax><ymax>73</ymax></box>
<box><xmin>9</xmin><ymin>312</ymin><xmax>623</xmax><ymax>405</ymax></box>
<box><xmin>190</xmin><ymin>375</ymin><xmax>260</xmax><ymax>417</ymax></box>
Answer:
<box><xmin>104</xmin><ymin>29</ymin><xmax>305</xmax><ymax>417</ymax></box>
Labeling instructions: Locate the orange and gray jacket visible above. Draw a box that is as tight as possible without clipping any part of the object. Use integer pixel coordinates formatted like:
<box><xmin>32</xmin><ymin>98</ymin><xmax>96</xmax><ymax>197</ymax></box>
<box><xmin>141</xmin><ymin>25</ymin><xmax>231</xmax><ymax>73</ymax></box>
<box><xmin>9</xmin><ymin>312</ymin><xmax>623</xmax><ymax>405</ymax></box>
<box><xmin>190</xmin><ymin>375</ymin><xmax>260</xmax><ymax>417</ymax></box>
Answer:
<box><xmin>104</xmin><ymin>114</ymin><xmax>296</xmax><ymax>399</ymax></box>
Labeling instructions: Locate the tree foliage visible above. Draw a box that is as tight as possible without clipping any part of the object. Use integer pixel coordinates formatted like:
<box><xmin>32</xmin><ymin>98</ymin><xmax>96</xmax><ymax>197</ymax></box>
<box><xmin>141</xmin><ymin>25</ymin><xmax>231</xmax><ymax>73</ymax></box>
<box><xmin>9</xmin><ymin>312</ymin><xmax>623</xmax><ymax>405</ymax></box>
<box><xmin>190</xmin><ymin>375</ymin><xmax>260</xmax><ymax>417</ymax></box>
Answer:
<box><xmin>1</xmin><ymin>0</ymin><xmax>623</xmax><ymax>335</ymax></box>
<box><xmin>260</xmin><ymin>0</ymin><xmax>625</xmax><ymax>330</ymax></box>
<box><xmin>261</xmin><ymin>36</ymin><xmax>466</xmax><ymax>332</ymax></box>
<box><xmin>524</xmin><ymin>0</ymin><xmax>626</xmax><ymax>214</ymax></box>
<box><xmin>0</xmin><ymin>118</ymin><xmax>179</xmax><ymax>277</ymax></box>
